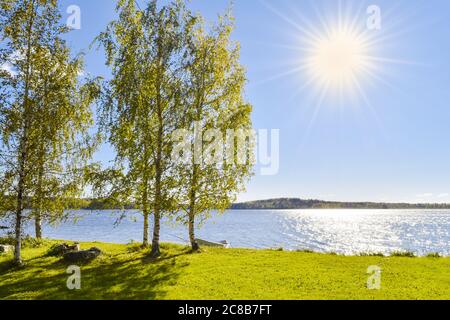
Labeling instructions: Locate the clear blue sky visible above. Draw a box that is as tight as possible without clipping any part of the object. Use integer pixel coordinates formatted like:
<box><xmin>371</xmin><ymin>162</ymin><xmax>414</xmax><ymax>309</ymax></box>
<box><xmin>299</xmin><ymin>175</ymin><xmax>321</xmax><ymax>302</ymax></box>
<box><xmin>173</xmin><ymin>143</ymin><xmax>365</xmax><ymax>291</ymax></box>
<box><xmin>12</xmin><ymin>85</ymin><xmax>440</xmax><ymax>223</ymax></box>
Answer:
<box><xmin>59</xmin><ymin>0</ymin><xmax>450</xmax><ymax>203</ymax></box>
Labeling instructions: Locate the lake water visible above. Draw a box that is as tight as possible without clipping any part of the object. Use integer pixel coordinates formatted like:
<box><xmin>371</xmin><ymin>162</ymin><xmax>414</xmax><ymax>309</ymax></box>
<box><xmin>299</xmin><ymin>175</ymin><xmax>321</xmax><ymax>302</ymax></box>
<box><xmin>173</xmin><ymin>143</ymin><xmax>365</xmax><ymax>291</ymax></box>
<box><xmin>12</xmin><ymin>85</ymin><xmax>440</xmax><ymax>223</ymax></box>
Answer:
<box><xmin>3</xmin><ymin>209</ymin><xmax>450</xmax><ymax>256</ymax></box>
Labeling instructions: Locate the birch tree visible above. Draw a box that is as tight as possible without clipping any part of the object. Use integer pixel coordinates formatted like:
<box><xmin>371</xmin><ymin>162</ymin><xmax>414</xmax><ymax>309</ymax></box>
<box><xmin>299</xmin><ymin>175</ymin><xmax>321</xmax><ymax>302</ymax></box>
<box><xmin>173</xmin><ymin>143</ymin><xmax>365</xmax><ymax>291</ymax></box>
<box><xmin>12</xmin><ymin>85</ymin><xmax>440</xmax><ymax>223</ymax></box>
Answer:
<box><xmin>174</xmin><ymin>13</ymin><xmax>254</xmax><ymax>250</ymax></box>
<box><xmin>96</xmin><ymin>0</ymin><xmax>194</xmax><ymax>256</ymax></box>
<box><xmin>0</xmin><ymin>0</ymin><xmax>99</xmax><ymax>263</ymax></box>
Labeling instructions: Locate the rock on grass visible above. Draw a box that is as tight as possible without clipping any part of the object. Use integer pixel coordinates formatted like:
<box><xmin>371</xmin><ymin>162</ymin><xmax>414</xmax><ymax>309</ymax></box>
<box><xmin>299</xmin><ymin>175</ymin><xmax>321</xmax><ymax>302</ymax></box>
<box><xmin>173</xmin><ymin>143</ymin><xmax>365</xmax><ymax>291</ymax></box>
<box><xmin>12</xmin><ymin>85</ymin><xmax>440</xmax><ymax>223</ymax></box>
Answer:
<box><xmin>63</xmin><ymin>247</ymin><xmax>102</xmax><ymax>263</ymax></box>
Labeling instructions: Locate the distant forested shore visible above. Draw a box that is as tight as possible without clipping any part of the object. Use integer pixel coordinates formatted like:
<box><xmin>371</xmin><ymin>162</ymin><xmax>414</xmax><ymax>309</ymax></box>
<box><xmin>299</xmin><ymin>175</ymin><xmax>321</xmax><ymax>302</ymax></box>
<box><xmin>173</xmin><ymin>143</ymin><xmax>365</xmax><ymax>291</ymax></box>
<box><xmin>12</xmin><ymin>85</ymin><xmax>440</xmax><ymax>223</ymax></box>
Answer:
<box><xmin>4</xmin><ymin>197</ymin><xmax>450</xmax><ymax>211</ymax></box>
<box><xmin>35</xmin><ymin>197</ymin><xmax>450</xmax><ymax>210</ymax></box>
<box><xmin>230</xmin><ymin>198</ymin><xmax>450</xmax><ymax>210</ymax></box>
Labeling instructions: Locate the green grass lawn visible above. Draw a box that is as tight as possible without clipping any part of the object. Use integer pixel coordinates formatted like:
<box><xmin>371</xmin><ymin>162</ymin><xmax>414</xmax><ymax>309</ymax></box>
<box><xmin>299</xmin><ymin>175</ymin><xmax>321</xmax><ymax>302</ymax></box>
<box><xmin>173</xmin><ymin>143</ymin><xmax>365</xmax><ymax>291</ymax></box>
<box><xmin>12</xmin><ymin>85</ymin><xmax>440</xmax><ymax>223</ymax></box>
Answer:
<box><xmin>0</xmin><ymin>240</ymin><xmax>449</xmax><ymax>300</ymax></box>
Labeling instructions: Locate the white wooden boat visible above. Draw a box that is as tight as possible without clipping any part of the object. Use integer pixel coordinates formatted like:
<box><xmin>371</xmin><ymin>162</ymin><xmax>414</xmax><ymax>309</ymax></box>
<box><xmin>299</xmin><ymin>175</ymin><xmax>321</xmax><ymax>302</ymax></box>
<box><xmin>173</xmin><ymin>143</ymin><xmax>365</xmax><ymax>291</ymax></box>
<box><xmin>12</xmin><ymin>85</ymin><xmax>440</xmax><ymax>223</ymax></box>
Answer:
<box><xmin>196</xmin><ymin>239</ymin><xmax>230</xmax><ymax>248</ymax></box>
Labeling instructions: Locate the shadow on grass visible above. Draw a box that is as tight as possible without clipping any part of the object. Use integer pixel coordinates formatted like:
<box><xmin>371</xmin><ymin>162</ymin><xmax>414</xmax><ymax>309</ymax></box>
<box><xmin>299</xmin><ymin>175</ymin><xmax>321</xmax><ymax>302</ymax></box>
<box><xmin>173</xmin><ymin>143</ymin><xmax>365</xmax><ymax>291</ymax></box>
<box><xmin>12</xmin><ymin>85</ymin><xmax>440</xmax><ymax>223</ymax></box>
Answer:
<box><xmin>0</xmin><ymin>246</ymin><xmax>192</xmax><ymax>300</ymax></box>
<box><xmin>141</xmin><ymin>246</ymin><xmax>194</xmax><ymax>264</ymax></box>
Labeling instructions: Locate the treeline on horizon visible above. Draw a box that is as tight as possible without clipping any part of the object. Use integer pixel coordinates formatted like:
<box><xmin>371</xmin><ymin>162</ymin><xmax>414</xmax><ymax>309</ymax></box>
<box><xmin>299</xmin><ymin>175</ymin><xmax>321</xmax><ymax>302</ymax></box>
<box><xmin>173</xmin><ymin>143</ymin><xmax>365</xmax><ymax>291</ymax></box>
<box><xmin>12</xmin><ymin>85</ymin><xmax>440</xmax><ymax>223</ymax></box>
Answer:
<box><xmin>11</xmin><ymin>196</ymin><xmax>449</xmax><ymax>210</ymax></box>
<box><xmin>231</xmin><ymin>198</ymin><xmax>450</xmax><ymax>210</ymax></box>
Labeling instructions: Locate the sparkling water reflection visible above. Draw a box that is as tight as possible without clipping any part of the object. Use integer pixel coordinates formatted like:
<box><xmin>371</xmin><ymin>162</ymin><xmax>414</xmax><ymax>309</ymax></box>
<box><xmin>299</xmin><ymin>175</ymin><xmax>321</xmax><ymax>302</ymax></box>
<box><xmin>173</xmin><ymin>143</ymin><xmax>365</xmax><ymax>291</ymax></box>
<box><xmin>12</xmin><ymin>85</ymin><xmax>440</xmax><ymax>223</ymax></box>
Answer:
<box><xmin>7</xmin><ymin>209</ymin><xmax>450</xmax><ymax>256</ymax></box>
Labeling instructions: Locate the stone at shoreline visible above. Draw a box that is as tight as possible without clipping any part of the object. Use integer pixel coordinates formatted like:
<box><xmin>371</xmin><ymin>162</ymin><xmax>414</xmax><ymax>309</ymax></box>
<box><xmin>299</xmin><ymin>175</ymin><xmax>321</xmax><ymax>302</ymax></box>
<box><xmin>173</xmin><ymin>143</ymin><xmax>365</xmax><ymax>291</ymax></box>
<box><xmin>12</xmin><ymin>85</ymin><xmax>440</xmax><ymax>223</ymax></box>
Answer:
<box><xmin>63</xmin><ymin>247</ymin><xmax>102</xmax><ymax>263</ymax></box>
<box><xmin>0</xmin><ymin>245</ymin><xmax>14</xmax><ymax>253</ymax></box>
<box><xmin>48</xmin><ymin>243</ymin><xmax>80</xmax><ymax>256</ymax></box>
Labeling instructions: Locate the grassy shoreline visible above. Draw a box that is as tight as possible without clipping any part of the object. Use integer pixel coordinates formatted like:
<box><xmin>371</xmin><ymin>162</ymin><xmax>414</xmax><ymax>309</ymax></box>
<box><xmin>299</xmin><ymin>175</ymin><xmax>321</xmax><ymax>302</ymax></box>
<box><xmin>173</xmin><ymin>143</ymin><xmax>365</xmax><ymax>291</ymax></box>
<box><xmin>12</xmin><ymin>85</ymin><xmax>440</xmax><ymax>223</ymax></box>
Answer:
<box><xmin>1</xmin><ymin>240</ymin><xmax>449</xmax><ymax>300</ymax></box>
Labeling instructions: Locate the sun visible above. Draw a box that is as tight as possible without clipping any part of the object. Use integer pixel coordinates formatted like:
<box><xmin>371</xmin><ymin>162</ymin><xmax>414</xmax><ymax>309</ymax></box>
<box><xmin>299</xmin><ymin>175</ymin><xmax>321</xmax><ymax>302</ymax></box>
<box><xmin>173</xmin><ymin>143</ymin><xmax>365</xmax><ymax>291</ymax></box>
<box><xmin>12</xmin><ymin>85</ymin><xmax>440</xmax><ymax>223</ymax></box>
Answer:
<box><xmin>307</xmin><ymin>29</ymin><xmax>369</xmax><ymax>89</ymax></box>
<box><xmin>259</xmin><ymin>0</ymin><xmax>413</xmax><ymax>104</ymax></box>
<box><xmin>258</xmin><ymin>1</ymin><xmax>391</xmax><ymax>100</ymax></box>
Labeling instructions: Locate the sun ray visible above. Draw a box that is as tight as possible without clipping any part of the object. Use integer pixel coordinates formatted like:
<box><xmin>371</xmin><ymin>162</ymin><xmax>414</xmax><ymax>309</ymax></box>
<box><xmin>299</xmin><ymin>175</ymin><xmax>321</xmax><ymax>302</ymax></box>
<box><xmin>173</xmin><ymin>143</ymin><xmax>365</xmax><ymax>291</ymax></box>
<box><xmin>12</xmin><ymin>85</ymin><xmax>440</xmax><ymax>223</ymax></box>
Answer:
<box><xmin>298</xmin><ymin>80</ymin><xmax>331</xmax><ymax>153</ymax></box>
<box><xmin>349</xmin><ymin>72</ymin><xmax>390</xmax><ymax>140</ymax></box>
<box><xmin>250</xmin><ymin>64</ymin><xmax>311</xmax><ymax>88</ymax></box>
<box><xmin>262</xmin><ymin>4</ymin><xmax>301</xmax><ymax>30</ymax></box>
<box><xmin>288</xmin><ymin>75</ymin><xmax>320</xmax><ymax>103</ymax></box>
<box><xmin>364</xmin><ymin>56</ymin><xmax>427</xmax><ymax>66</ymax></box>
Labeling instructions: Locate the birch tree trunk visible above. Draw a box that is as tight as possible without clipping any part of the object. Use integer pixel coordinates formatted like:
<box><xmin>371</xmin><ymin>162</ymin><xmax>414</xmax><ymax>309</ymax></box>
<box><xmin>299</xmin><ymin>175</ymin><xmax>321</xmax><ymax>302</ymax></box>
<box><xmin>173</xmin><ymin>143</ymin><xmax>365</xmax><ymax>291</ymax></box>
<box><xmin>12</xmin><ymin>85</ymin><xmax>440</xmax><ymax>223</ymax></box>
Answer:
<box><xmin>150</xmin><ymin>75</ymin><xmax>163</xmax><ymax>258</ymax></box>
<box><xmin>35</xmin><ymin>214</ymin><xmax>42</xmax><ymax>239</ymax></box>
<box><xmin>143</xmin><ymin>211</ymin><xmax>149</xmax><ymax>246</ymax></box>
<box><xmin>14</xmin><ymin>0</ymin><xmax>36</xmax><ymax>264</ymax></box>
<box><xmin>189</xmin><ymin>165</ymin><xmax>199</xmax><ymax>251</ymax></box>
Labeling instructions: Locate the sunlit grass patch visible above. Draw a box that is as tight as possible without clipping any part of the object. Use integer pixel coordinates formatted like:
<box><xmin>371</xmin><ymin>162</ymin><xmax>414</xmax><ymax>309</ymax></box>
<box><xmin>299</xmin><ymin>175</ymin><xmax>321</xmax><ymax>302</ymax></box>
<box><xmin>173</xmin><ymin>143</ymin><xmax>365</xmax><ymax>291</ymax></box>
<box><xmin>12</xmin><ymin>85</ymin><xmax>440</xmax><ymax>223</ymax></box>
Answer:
<box><xmin>0</xmin><ymin>240</ymin><xmax>449</xmax><ymax>300</ymax></box>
